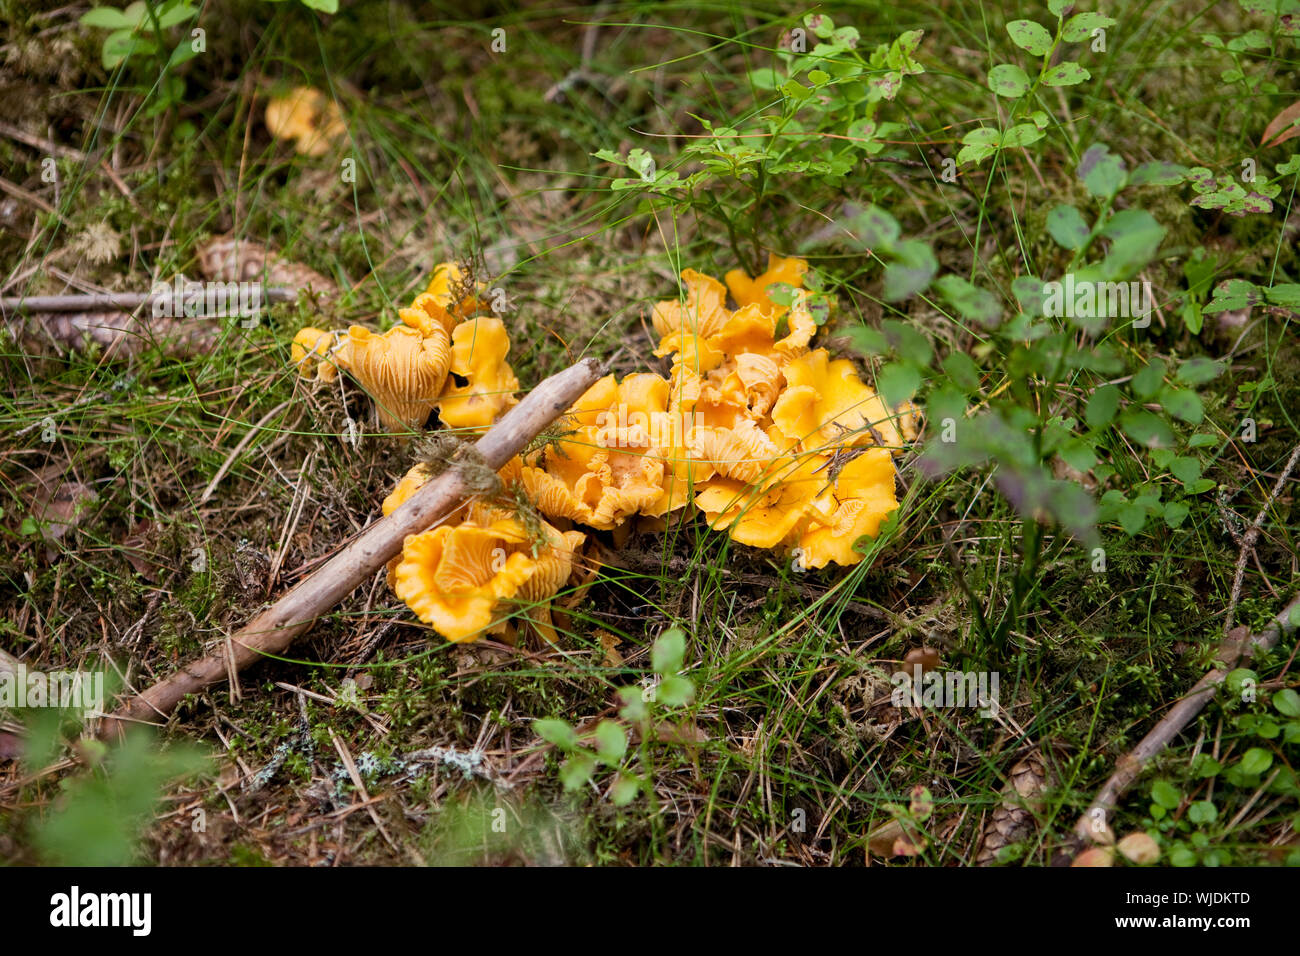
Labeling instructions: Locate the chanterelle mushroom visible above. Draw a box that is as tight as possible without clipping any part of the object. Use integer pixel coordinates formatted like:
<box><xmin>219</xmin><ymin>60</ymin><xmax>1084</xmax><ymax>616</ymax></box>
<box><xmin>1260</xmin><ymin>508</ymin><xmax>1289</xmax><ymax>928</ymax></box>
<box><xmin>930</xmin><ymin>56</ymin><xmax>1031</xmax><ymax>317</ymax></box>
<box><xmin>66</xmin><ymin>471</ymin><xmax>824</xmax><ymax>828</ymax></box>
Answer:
<box><xmin>434</xmin><ymin>317</ymin><xmax>520</xmax><ymax>430</ymax></box>
<box><xmin>772</xmin><ymin>348</ymin><xmax>917</xmax><ymax>454</ymax></box>
<box><xmin>339</xmin><ymin>323</ymin><xmax>452</xmax><ymax>431</ymax></box>
<box><xmin>793</xmin><ymin>447</ymin><xmax>900</xmax><ymax>568</ymax></box>
<box><xmin>724</xmin><ymin>254</ymin><xmax>810</xmax><ymax>313</ymax></box>
<box><xmin>392</xmin><ymin>504</ymin><xmax>585</xmax><ymax>643</ymax></box>
<box><xmin>353</xmin><ymin>251</ymin><xmax>921</xmax><ymax>645</ymax></box>
<box><xmin>519</xmin><ymin>373</ymin><xmax>668</xmax><ymax>529</ymax></box>
<box><xmin>290</xmin><ymin>326</ymin><xmax>340</xmax><ymax>382</ymax></box>
<box><xmin>265</xmin><ymin>86</ymin><xmax>346</xmax><ymax>157</ymax></box>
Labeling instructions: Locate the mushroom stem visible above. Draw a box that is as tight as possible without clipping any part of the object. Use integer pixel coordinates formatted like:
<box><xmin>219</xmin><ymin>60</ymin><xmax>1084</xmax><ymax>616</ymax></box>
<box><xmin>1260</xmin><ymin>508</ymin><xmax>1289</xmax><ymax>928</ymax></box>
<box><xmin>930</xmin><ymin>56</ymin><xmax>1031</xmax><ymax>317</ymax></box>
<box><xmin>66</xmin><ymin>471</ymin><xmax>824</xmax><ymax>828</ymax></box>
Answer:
<box><xmin>98</xmin><ymin>357</ymin><xmax>604</xmax><ymax>739</ymax></box>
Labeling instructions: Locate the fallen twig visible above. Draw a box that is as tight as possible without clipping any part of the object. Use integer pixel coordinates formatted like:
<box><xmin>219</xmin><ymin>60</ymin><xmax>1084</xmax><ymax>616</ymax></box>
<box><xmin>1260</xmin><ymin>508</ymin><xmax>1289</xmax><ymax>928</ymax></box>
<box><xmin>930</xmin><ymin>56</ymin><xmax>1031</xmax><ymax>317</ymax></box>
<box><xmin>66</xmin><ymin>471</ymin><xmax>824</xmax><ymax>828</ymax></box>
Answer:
<box><xmin>1</xmin><ymin>289</ymin><xmax>299</xmax><ymax>359</ymax></box>
<box><xmin>1071</xmin><ymin>590</ymin><xmax>1300</xmax><ymax>848</ymax></box>
<box><xmin>98</xmin><ymin>357</ymin><xmax>603</xmax><ymax>739</ymax></box>
<box><xmin>1224</xmin><ymin>441</ymin><xmax>1300</xmax><ymax>635</ymax></box>
<box><xmin>0</xmin><ymin>289</ymin><xmax>298</xmax><ymax>313</ymax></box>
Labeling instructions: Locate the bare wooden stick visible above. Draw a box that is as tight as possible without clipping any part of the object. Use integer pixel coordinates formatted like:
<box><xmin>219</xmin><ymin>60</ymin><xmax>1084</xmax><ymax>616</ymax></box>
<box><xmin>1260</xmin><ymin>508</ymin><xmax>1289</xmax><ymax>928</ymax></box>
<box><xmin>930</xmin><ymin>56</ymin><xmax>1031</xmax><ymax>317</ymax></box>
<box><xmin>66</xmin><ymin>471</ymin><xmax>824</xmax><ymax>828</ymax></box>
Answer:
<box><xmin>0</xmin><ymin>289</ymin><xmax>298</xmax><ymax>312</ymax></box>
<box><xmin>98</xmin><ymin>357</ymin><xmax>603</xmax><ymax>739</ymax></box>
<box><xmin>1224</xmin><ymin>441</ymin><xmax>1300</xmax><ymax>635</ymax></box>
<box><xmin>1072</xmin><ymin>590</ymin><xmax>1300</xmax><ymax>845</ymax></box>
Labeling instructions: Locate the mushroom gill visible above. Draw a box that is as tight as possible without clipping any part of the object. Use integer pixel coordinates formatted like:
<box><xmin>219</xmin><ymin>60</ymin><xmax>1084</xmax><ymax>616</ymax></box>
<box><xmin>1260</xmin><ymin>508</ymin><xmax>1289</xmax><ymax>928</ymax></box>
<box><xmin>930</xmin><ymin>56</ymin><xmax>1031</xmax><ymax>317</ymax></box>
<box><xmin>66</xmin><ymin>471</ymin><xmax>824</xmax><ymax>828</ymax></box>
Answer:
<box><xmin>391</xmin><ymin>506</ymin><xmax>585</xmax><ymax>643</ymax></box>
<box><xmin>340</xmin><ymin>323</ymin><xmax>452</xmax><ymax>431</ymax></box>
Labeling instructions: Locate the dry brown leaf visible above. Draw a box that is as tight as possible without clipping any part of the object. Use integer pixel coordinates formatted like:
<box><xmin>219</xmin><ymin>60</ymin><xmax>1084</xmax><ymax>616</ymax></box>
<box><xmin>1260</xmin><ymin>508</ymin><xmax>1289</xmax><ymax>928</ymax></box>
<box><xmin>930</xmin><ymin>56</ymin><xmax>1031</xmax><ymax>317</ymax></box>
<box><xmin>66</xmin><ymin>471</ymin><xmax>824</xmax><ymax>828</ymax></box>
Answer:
<box><xmin>33</xmin><ymin>479</ymin><xmax>97</xmax><ymax>550</ymax></box>
<box><xmin>595</xmin><ymin>629</ymin><xmax>624</xmax><ymax>667</ymax></box>
<box><xmin>629</xmin><ymin>720</ymin><xmax>709</xmax><ymax>746</ymax></box>
<box><xmin>0</xmin><ymin>729</ymin><xmax>23</xmax><ymax>762</ymax></box>
<box><xmin>1261</xmin><ymin>100</ymin><xmax>1300</xmax><ymax>148</ymax></box>
<box><xmin>867</xmin><ymin>817</ymin><xmax>927</xmax><ymax>858</ymax></box>
<box><xmin>120</xmin><ymin>518</ymin><xmax>160</xmax><ymax>580</ymax></box>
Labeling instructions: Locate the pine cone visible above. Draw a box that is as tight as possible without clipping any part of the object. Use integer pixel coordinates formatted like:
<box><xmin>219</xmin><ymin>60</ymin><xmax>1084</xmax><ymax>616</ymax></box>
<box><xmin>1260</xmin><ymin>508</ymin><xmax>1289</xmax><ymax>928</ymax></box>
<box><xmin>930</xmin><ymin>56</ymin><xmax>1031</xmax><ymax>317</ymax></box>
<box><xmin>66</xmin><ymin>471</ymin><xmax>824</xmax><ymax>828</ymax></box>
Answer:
<box><xmin>976</xmin><ymin>750</ymin><xmax>1054</xmax><ymax>865</ymax></box>
<box><xmin>197</xmin><ymin>237</ymin><xmax>336</xmax><ymax>294</ymax></box>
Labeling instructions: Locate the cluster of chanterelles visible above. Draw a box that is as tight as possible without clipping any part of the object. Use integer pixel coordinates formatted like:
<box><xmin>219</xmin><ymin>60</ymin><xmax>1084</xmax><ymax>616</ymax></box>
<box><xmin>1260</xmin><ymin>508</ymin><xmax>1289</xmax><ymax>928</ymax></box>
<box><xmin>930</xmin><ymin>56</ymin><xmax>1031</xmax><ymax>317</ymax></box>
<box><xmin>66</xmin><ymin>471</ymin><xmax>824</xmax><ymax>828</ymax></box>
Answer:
<box><xmin>290</xmin><ymin>256</ymin><xmax>918</xmax><ymax>643</ymax></box>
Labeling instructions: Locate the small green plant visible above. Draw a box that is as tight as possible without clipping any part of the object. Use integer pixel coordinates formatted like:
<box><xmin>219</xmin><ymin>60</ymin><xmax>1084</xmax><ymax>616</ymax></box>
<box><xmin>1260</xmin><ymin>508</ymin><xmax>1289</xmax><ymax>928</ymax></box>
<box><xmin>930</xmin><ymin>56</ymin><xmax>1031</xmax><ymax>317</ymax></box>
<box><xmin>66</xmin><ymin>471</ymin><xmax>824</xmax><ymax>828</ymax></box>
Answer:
<box><xmin>1199</xmin><ymin>0</ymin><xmax>1299</xmax><ymax>97</ymax></box>
<box><xmin>20</xmin><ymin>705</ymin><xmax>209</xmax><ymax>865</ymax></box>
<box><xmin>533</xmin><ymin>627</ymin><xmax>695</xmax><ymax>806</ymax></box>
<box><xmin>79</xmin><ymin>0</ymin><xmax>202</xmax><ymax>137</ymax></box>
<box><xmin>595</xmin><ymin>12</ymin><xmax>924</xmax><ymax>273</ymax></box>
<box><xmin>80</xmin><ymin>0</ymin><xmax>200</xmax><ymax>70</ymax></box>
<box><xmin>959</xmin><ymin>4</ymin><xmax>1116</xmax><ymax>165</ymax></box>
<box><xmin>1143</xmin><ymin>666</ymin><xmax>1300</xmax><ymax>866</ymax></box>
<box><xmin>835</xmin><ymin>142</ymin><xmax>1230</xmax><ymax>651</ymax></box>
<box><xmin>261</xmin><ymin>0</ymin><xmax>339</xmax><ymax>14</ymax></box>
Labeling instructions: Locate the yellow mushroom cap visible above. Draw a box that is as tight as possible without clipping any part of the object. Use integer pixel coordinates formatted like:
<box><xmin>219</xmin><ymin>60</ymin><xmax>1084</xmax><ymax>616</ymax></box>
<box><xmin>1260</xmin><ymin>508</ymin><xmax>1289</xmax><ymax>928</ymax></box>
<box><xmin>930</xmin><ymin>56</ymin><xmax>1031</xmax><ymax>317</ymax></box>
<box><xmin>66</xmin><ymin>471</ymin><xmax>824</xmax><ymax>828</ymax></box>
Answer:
<box><xmin>265</xmin><ymin>86</ymin><xmax>345</xmax><ymax>157</ymax></box>
<box><xmin>500</xmin><ymin>456</ymin><xmax>593</xmax><ymax>524</ymax></box>
<box><xmin>654</xmin><ymin>328</ymin><xmax>726</xmax><ymax>374</ymax></box>
<box><xmin>518</xmin><ymin>373</ymin><xmax>671</xmax><ymax>530</ymax></box>
<box><xmin>434</xmin><ymin>317</ymin><xmax>520</xmax><ymax>430</ymax></box>
<box><xmin>290</xmin><ymin>326</ymin><xmax>340</xmax><ymax>382</ymax></box>
<box><xmin>392</xmin><ymin>509</ymin><xmax>585</xmax><ymax>643</ymax></box>
<box><xmin>342</xmin><ymin>323</ymin><xmax>452</xmax><ymax>431</ymax></box>
<box><xmin>795</xmin><ymin>448</ymin><xmax>899</xmax><ymax>568</ymax></box>
<box><xmin>687</xmin><ymin>419</ymin><xmax>780</xmax><ymax>486</ymax></box>
<box><xmin>530</xmin><ymin>431</ymin><xmax>664</xmax><ymax>530</ymax></box>
<box><xmin>776</xmin><ymin>292</ymin><xmax>818</xmax><ymax>357</ymax></box>
<box><xmin>514</xmin><ymin>525</ymin><xmax>587</xmax><ymax>643</ymax></box>
<box><xmin>382</xmin><ymin>463</ymin><xmax>433</xmax><ymax>516</ymax></box>
<box><xmin>567</xmin><ymin>374</ymin><xmax>620</xmax><ymax>428</ymax></box>
<box><xmin>393</xmin><ymin>522</ymin><xmax>537</xmax><ymax>642</ymax></box>
<box><xmin>706</xmin><ymin>303</ymin><xmax>779</xmax><ymax>357</ymax></box>
<box><xmin>693</xmin><ymin>452</ymin><xmax>823</xmax><ymax>549</ymax></box>
<box><xmin>423</xmin><ymin>261</ymin><xmax>486</xmax><ymax>317</ymax></box>
<box><xmin>425</xmin><ymin>261</ymin><xmax>463</xmax><ymax>306</ymax></box>
<box><xmin>771</xmin><ymin>348</ymin><xmax>913</xmax><ymax>454</ymax></box>
<box><xmin>652</xmin><ymin>269</ymin><xmax>732</xmax><ymax>340</ymax></box>
<box><xmin>400</xmin><ymin>291</ymin><xmax>459</xmax><ymax>339</ymax></box>
<box><xmin>724</xmin><ymin>254</ymin><xmax>809</xmax><ymax>313</ymax></box>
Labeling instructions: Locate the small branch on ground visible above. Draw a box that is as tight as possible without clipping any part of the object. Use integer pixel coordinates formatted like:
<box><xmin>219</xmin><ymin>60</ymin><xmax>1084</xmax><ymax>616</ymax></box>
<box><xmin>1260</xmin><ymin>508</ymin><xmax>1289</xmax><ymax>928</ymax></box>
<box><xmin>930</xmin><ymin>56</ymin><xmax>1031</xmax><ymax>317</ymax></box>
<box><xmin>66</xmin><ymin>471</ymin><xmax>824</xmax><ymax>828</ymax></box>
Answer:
<box><xmin>1069</xmin><ymin>590</ymin><xmax>1300</xmax><ymax>852</ymax></box>
<box><xmin>1224</xmin><ymin>441</ymin><xmax>1300</xmax><ymax>635</ymax></box>
<box><xmin>97</xmin><ymin>358</ymin><xmax>603</xmax><ymax>739</ymax></box>
<box><xmin>0</xmin><ymin>289</ymin><xmax>298</xmax><ymax>313</ymax></box>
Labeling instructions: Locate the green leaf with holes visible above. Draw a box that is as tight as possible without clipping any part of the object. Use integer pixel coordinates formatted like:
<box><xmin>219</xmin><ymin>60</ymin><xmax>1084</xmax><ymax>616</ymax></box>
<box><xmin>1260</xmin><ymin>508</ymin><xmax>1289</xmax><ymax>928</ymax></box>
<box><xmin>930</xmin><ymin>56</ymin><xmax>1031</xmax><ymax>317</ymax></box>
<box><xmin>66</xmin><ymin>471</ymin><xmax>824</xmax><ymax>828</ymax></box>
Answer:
<box><xmin>1159</xmin><ymin>386</ymin><xmax>1204</xmax><ymax>424</ymax></box>
<box><xmin>934</xmin><ymin>275</ymin><xmax>1001</xmax><ymax>326</ymax></box>
<box><xmin>1078</xmin><ymin>143</ymin><xmax>1127</xmax><ymax>198</ymax></box>
<box><xmin>1042</xmin><ymin>61</ymin><xmax>1090</xmax><ymax>86</ymax></box>
<box><xmin>883</xmin><ymin>241</ymin><xmax>937</xmax><ymax>300</ymax></box>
